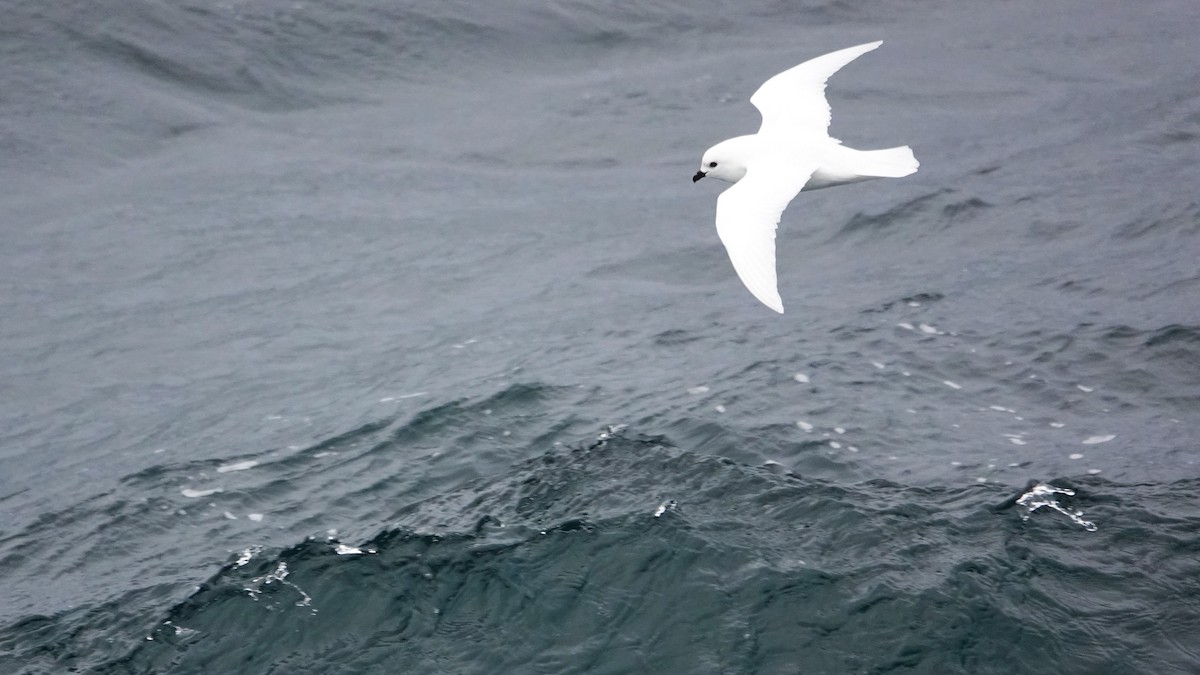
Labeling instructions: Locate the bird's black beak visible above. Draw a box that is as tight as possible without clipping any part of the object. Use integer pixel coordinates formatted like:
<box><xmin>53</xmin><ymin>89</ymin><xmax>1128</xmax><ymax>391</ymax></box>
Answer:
<box><xmin>692</xmin><ymin>171</ymin><xmax>706</xmax><ymax>183</ymax></box>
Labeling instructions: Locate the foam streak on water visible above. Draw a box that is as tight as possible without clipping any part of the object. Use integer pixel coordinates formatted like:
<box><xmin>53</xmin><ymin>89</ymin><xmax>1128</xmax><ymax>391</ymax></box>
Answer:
<box><xmin>1016</xmin><ymin>483</ymin><xmax>1098</xmax><ymax>532</ymax></box>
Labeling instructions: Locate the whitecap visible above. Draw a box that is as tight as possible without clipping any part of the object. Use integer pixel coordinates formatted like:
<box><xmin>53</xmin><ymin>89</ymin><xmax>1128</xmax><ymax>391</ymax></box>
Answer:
<box><xmin>1016</xmin><ymin>483</ymin><xmax>1096</xmax><ymax>531</ymax></box>
<box><xmin>181</xmin><ymin>487</ymin><xmax>222</xmax><ymax>498</ymax></box>
<box><xmin>335</xmin><ymin>543</ymin><xmax>374</xmax><ymax>556</ymax></box>
<box><xmin>217</xmin><ymin>460</ymin><xmax>258</xmax><ymax>473</ymax></box>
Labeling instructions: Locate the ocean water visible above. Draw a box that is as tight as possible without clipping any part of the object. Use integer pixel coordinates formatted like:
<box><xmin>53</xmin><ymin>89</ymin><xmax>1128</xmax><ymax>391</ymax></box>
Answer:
<box><xmin>2</xmin><ymin>0</ymin><xmax>1199</xmax><ymax>672</ymax></box>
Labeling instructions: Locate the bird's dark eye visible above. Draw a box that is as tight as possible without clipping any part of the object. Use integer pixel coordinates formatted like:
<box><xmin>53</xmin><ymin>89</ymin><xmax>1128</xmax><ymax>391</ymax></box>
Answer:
<box><xmin>708</xmin><ymin>161</ymin><xmax>718</xmax><ymax>168</ymax></box>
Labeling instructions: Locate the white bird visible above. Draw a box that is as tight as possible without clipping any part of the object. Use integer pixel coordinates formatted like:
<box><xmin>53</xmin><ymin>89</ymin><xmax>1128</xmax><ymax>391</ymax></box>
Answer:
<box><xmin>693</xmin><ymin>41</ymin><xmax>918</xmax><ymax>314</ymax></box>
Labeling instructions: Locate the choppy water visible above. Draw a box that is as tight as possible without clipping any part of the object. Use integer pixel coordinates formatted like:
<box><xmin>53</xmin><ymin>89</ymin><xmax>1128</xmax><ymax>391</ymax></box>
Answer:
<box><xmin>2</xmin><ymin>0</ymin><xmax>1199</xmax><ymax>672</ymax></box>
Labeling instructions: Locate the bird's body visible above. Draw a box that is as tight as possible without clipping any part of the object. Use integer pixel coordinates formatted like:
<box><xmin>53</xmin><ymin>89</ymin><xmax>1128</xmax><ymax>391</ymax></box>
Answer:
<box><xmin>693</xmin><ymin>41</ymin><xmax>918</xmax><ymax>313</ymax></box>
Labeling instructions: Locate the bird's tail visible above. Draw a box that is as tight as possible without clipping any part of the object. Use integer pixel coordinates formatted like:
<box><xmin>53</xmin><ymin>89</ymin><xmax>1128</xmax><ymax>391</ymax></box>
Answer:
<box><xmin>853</xmin><ymin>145</ymin><xmax>919</xmax><ymax>178</ymax></box>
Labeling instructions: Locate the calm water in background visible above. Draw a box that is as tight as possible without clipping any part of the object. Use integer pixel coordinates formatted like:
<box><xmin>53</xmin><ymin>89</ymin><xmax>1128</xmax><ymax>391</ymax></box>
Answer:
<box><xmin>2</xmin><ymin>0</ymin><xmax>1199</xmax><ymax>672</ymax></box>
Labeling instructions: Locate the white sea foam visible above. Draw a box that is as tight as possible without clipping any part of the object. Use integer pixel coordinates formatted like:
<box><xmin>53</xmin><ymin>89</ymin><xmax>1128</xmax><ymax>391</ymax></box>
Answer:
<box><xmin>334</xmin><ymin>543</ymin><xmax>374</xmax><ymax>556</ymax></box>
<box><xmin>244</xmin><ymin>561</ymin><xmax>313</xmax><ymax>609</ymax></box>
<box><xmin>234</xmin><ymin>547</ymin><xmax>259</xmax><ymax>568</ymax></box>
<box><xmin>1082</xmin><ymin>434</ymin><xmax>1115</xmax><ymax>445</ymax></box>
<box><xmin>1016</xmin><ymin>484</ymin><xmax>1096</xmax><ymax>531</ymax></box>
<box><xmin>217</xmin><ymin>460</ymin><xmax>258</xmax><ymax>473</ymax></box>
<box><xmin>181</xmin><ymin>487</ymin><xmax>222</xmax><ymax>498</ymax></box>
<box><xmin>380</xmin><ymin>392</ymin><xmax>428</xmax><ymax>402</ymax></box>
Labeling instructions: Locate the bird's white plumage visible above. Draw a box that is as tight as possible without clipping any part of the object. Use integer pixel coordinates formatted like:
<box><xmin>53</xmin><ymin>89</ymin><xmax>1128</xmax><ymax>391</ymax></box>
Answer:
<box><xmin>715</xmin><ymin>160</ymin><xmax>817</xmax><ymax>314</ymax></box>
<box><xmin>696</xmin><ymin>41</ymin><xmax>917</xmax><ymax>314</ymax></box>
<box><xmin>750</xmin><ymin>41</ymin><xmax>881</xmax><ymax>140</ymax></box>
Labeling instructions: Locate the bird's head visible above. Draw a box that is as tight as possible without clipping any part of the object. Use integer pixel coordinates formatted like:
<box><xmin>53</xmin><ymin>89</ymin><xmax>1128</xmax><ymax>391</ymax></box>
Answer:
<box><xmin>693</xmin><ymin>136</ymin><xmax>754</xmax><ymax>184</ymax></box>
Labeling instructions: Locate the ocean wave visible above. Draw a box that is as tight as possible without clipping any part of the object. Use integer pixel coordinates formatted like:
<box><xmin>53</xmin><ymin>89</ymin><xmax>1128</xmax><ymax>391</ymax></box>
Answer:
<box><xmin>36</xmin><ymin>433</ymin><xmax>1192</xmax><ymax>674</ymax></box>
<box><xmin>10</xmin><ymin>0</ymin><xmax>509</xmax><ymax>112</ymax></box>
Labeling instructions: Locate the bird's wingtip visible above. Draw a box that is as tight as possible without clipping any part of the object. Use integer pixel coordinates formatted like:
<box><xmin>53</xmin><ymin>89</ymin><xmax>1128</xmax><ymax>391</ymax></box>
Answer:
<box><xmin>749</xmin><ymin>293</ymin><xmax>785</xmax><ymax>314</ymax></box>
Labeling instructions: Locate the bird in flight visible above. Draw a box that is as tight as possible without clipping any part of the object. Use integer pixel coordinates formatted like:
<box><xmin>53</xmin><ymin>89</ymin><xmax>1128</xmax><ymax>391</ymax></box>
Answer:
<box><xmin>693</xmin><ymin>41</ymin><xmax>919</xmax><ymax>313</ymax></box>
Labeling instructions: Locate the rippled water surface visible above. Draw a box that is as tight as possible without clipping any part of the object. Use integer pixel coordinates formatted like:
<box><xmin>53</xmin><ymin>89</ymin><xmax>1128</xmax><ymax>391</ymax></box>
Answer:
<box><xmin>2</xmin><ymin>0</ymin><xmax>1199</xmax><ymax>672</ymax></box>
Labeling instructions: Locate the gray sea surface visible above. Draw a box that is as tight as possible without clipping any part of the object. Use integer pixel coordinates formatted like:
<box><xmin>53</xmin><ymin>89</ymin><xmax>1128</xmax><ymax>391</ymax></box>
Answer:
<box><xmin>2</xmin><ymin>0</ymin><xmax>1199</xmax><ymax>672</ymax></box>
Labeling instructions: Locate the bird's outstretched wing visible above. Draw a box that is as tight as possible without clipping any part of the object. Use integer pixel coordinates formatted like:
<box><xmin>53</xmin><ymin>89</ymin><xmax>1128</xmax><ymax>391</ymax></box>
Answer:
<box><xmin>750</xmin><ymin>41</ymin><xmax>882</xmax><ymax>140</ymax></box>
<box><xmin>715</xmin><ymin>160</ymin><xmax>818</xmax><ymax>313</ymax></box>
